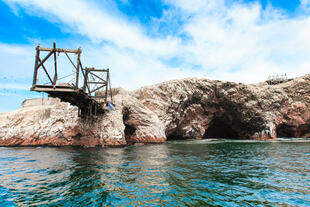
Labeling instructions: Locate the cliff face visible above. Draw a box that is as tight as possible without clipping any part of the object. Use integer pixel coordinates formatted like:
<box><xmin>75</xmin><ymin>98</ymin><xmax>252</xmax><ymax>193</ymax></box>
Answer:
<box><xmin>0</xmin><ymin>74</ymin><xmax>309</xmax><ymax>147</ymax></box>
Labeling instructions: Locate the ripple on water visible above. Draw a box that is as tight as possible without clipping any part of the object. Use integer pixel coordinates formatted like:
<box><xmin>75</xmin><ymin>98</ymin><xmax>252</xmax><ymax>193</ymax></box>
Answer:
<box><xmin>0</xmin><ymin>140</ymin><xmax>310</xmax><ymax>206</ymax></box>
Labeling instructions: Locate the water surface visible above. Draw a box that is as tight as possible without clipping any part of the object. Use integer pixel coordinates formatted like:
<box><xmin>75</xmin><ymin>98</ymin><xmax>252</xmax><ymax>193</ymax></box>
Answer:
<box><xmin>0</xmin><ymin>139</ymin><xmax>310</xmax><ymax>206</ymax></box>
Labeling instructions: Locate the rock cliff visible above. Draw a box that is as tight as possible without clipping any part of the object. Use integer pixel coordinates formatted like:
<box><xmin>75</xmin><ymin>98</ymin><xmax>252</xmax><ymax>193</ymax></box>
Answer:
<box><xmin>1</xmin><ymin>74</ymin><xmax>309</xmax><ymax>147</ymax></box>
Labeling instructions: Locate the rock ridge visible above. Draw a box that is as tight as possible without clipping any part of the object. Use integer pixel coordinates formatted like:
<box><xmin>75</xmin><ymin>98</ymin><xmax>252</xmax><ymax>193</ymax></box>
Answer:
<box><xmin>1</xmin><ymin>74</ymin><xmax>309</xmax><ymax>147</ymax></box>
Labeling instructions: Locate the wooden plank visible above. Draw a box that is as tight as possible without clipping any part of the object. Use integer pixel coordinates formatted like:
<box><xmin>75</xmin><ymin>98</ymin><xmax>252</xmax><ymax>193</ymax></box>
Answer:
<box><xmin>87</xmin><ymin>69</ymin><xmax>109</xmax><ymax>72</ymax></box>
<box><xmin>87</xmin><ymin>81</ymin><xmax>107</xmax><ymax>84</ymax></box>
<box><xmin>38</xmin><ymin>47</ymin><xmax>81</xmax><ymax>54</ymax></box>
<box><xmin>31</xmin><ymin>87</ymin><xmax>76</xmax><ymax>92</ymax></box>
<box><xmin>34</xmin><ymin>84</ymin><xmax>73</xmax><ymax>88</ymax></box>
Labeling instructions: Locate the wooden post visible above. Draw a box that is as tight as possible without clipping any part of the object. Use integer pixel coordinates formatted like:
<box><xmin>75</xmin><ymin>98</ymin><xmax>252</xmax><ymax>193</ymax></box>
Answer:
<box><xmin>108</xmin><ymin>69</ymin><xmax>113</xmax><ymax>104</ymax></box>
<box><xmin>76</xmin><ymin>49</ymin><xmax>81</xmax><ymax>90</ymax></box>
<box><xmin>53</xmin><ymin>42</ymin><xmax>58</xmax><ymax>86</ymax></box>
<box><xmin>32</xmin><ymin>44</ymin><xmax>40</xmax><ymax>86</ymax></box>
<box><xmin>105</xmin><ymin>69</ymin><xmax>108</xmax><ymax>103</ymax></box>
<box><xmin>83</xmin><ymin>68</ymin><xmax>88</xmax><ymax>93</ymax></box>
<box><xmin>89</xmin><ymin>103</ymin><xmax>92</xmax><ymax>117</ymax></box>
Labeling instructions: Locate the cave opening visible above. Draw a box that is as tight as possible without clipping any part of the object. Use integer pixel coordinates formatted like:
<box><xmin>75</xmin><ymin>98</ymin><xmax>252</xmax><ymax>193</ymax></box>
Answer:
<box><xmin>122</xmin><ymin>107</ymin><xmax>137</xmax><ymax>141</ymax></box>
<box><xmin>277</xmin><ymin>123</ymin><xmax>310</xmax><ymax>138</ymax></box>
<box><xmin>166</xmin><ymin>130</ymin><xmax>187</xmax><ymax>141</ymax></box>
<box><xmin>203</xmin><ymin>116</ymin><xmax>239</xmax><ymax>139</ymax></box>
<box><xmin>124</xmin><ymin>124</ymin><xmax>136</xmax><ymax>140</ymax></box>
<box><xmin>166</xmin><ymin>115</ymin><xmax>241</xmax><ymax>140</ymax></box>
<box><xmin>276</xmin><ymin>124</ymin><xmax>295</xmax><ymax>138</ymax></box>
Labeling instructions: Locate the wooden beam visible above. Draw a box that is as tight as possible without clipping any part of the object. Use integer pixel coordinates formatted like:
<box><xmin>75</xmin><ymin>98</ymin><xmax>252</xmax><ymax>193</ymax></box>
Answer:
<box><xmin>64</xmin><ymin>51</ymin><xmax>78</xmax><ymax>71</ymax></box>
<box><xmin>108</xmin><ymin>69</ymin><xmax>113</xmax><ymax>104</ymax></box>
<box><xmin>53</xmin><ymin>42</ymin><xmax>58</xmax><ymax>86</ymax></box>
<box><xmin>32</xmin><ymin>45</ymin><xmax>40</xmax><ymax>86</ymax></box>
<box><xmin>31</xmin><ymin>86</ymin><xmax>76</xmax><ymax>92</ymax></box>
<box><xmin>87</xmin><ymin>69</ymin><xmax>109</xmax><ymax>72</ymax></box>
<box><xmin>88</xmin><ymin>71</ymin><xmax>107</xmax><ymax>82</ymax></box>
<box><xmin>38</xmin><ymin>57</ymin><xmax>53</xmax><ymax>84</ymax></box>
<box><xmin>87</xmin><ymin>81</ymin><xmax>107</xmax><ymax>84</ymax></box>
<box><xmin>38</xmin><ymin>47</ymin><xmax>81</xmax><ymax>54</ymax></box>
<box><xmin>76</xmin><ymin>52</ymin><xmax>80</xmax><ymax>89</ymax></box>
<box><xmin>105</xmin><ymin>71</ymin><xmax>108</xmax><ymax>103</ymax></box>
<box><xmin>80</xmin><ymin>62</ymin><xmax>91</xmax><ymax>94</ymax></box>
<box><xmin>90</xmin><ymin>84</ymin><xmax>106</xmax><ymax>94</ymax></box>
<box><xmin>36</xmin><ymin>51</ymin><xmax>54</xmax><ymax>71</ymax></box>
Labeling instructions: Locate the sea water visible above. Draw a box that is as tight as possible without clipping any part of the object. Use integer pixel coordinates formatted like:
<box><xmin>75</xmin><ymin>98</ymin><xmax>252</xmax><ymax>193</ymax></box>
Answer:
<box><xmin>0</xmin><ymin>139</ymin><xmax>309</xmax><ymax>206</ymax></box>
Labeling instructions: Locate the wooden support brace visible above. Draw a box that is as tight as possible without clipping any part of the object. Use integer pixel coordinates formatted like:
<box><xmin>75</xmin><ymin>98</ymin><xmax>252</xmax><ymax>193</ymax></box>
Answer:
<box><xmin>88</xmin><ymin>71</ymin><xmax>107</xmax><ymax>82</ymax></box>
<box><xmin>35</xmin><ymin>51</ymin><xmax>54</xmax><ymax>75</ymax></box>
<box><xmin>38</xmin><ymin>57</ymin><xmax>53</xmax><ymax>84</ymax></box>
<box><xmin>64</xmin><ymin>51</ymin><xmax>78</xmax><ymax>71</ymax></box>
<box><xmin>53</xmin><ymin>42</ymin><xmax>58</xmax><ymax>86</ymax></box>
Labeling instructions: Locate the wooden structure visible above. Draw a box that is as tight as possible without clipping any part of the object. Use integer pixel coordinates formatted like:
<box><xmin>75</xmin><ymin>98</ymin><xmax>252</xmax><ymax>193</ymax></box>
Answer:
<box><xmin>30</xmin><ymin>42</ymin><xmax>113</xmax><ymax>117</ymax></box>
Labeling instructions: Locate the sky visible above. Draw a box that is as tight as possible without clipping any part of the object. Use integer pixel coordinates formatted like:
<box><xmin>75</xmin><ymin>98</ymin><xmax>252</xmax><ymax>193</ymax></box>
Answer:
<box><xmin>0</xmin><ymin>0</ymin><xmax>310</xmax><ymax>112</ymax></box>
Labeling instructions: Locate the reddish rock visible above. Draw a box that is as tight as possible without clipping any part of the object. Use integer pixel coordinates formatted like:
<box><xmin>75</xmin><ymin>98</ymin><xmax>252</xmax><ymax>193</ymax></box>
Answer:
<box><xmin>0</xmin><ymin>74</ymin><xmax>310</xmax><ymax>147</ymax></box>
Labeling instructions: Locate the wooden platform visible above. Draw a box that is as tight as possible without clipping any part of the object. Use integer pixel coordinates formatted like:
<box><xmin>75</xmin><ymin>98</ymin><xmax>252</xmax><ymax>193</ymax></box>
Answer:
<box><xmin>31</xmin><ymin>85</ymin><xmax>105</xmax><ymax>117</ymax></box>
<box><xmin>30</xmin><ymin>43</ymin><xmax>113</xmax><ymax>118</ymax></box>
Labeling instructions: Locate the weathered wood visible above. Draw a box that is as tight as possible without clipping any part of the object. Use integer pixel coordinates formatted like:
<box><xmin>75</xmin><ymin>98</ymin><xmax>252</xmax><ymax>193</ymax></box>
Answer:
<box><xmin>108</xmin><ymin>69</ymin><xmax>113</xmax><ymax>103</ymax></box>
<box><xmin>88</xmin><ymin>71</ymin><xmax>106</xmax><ymax>82</ymax></box>
<box><xmin>38</xmin><ymin>57</ymin><xmax>53</xmax><ymax>84</ymax></box>
<box><xmin>105</xmin><ymin>71</ymin><xmax>108</xmax><ymax>103</ymax></box>
<box><xmin>31</xmin><ymin>86</ymin><xmax>76</xmax><ymax>92</ymax></box>
<box><xmin>64</xmin><ymin>51</ymin><xmax>78</xmax><ymax>71</ymax></box>
<box><xmin>80</xmin><ymin>62</ymin><xmax>91</xmax><ymax>94</ymax></box>
<box><xmin>76</xmin><ymin>52</ymin><xmax>80</xmax><ymax>89</ymax></box>
<box><xmin>31</xmin><ymin>43</ymin><xmax>113</xmax><ymax>117</ymax></box>
<box><xmin>32</xmin><ymin>45</ymin><xmax>40</xmax><ymax>86</ymax></box>
<box><xmin>87</xmin><ymin>81</ymin><xmax>107</xmax><ymax>84</ymax></box>
<box><xmin>36</xmin><ymin>51</ymin><xmax>54</xmax><ymax>72</ymax></box>
<box><xmin>90</xmin><ymin>84</ymin><xmax>106</xmax><ymax>94</ymax></box>
<box><xmin>38</xmin><ymin>47</ymin><xmax>81</xmax><ymax>54</ymax></box>
<box><xmin>53</xmin><ymin>42</ymin><xmax>58</xmax><ymax>86</ymax></box>
<box><xmin>87</xmin><ymin>69</ymin><xmax>109</xmax><ymax>72</ymax></box>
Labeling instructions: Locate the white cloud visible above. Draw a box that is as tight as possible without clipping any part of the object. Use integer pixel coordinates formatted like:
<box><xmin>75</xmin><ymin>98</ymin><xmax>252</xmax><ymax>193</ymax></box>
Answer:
<box><xmin>167</xmin><ymin>0</ymin><xmax>310</xmax><ymax>81</ymax></box>
<box><xmin>2</xmin><ymin>0</ymin><xmax>310</xmax><ymax>91</ymax></box>
<box><xmin>6</xmin><ymin>0</ymin><xmax>180</xmax><ymax>55</ymax></box>
<box><xmin>164</xmin><ymin>0</ymin><xmax>223</xmax><ymax>13</ymax></box>
<box><xmin>301</xmin><ymin>0</ymin><xmax>310</xmax><ymax>6</ymax></box>
<box><xmin>0</xmin><ymin>43</ymin><xmax>34</xmax><ymax>79</ymax></box>
<box><xmin>0</xmin><ymin>83</ymin><xmax>30</xmax><ymax>90</ymax></box>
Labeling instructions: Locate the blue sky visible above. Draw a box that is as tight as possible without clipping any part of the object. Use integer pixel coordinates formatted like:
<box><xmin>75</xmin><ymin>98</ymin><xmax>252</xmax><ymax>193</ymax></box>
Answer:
<box><xmin>0</xmin><ymin>0</ymin><xmax>310</xmax><ymax>112</ymax></box>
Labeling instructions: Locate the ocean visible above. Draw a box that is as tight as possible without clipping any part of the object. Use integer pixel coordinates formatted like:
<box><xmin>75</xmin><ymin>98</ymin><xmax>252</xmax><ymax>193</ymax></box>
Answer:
<box><xmin>0</xmin><ymin>139</ymin><xmax>309</xmax><ymax>206</ymax></box>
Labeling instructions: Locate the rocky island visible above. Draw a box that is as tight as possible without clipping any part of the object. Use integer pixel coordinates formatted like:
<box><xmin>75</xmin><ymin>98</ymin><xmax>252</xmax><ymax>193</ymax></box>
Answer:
<box><xmin>0</xmin><ymin>74</ymin><xmax>309</xmax><ymax>147</ymax></box>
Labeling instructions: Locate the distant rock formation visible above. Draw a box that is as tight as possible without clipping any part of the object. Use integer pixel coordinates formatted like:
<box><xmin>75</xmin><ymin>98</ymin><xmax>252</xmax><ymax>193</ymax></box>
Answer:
<box><xmin>1</xmin><ymin>74</ymin><xmax>309</xmax><ymax>147</ymax></box>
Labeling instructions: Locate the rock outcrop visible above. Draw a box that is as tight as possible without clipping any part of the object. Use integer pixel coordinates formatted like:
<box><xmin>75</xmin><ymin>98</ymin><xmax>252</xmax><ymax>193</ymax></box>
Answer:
<box><xmin>1</xmin><ymin>74</ymin><xmax>309</xmax><ymax>147</ymax></box>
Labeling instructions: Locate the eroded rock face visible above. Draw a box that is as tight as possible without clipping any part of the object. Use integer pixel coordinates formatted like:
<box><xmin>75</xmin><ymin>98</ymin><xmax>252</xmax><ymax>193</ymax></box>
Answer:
<box><xmin>0</xmin><ymin>74</ymin><xmax>309</xmax><ymax>147</ymax></box>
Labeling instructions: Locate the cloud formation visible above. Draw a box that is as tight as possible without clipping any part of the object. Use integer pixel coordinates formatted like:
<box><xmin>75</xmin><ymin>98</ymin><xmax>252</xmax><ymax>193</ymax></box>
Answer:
<box><xmin>1</xmin><ymin>0</ymin><xmax>310</xmax><ymax>112</ymax></box>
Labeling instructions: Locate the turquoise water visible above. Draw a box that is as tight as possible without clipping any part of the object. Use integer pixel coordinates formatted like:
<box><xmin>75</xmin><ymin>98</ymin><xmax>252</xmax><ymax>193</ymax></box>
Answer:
<box><xmin>0</xmin><ymin>139</ymin><xmax>310</xmax><ymax>206</ymax></box>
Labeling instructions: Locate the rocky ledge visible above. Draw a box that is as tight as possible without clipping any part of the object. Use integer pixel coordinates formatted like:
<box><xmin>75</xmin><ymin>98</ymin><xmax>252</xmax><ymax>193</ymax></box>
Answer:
<box><xmin>1</xmin><ymin>74</ymin><xmax>310</xmax><ymax>147</ymax></box>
